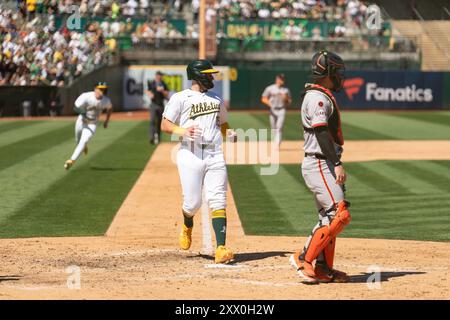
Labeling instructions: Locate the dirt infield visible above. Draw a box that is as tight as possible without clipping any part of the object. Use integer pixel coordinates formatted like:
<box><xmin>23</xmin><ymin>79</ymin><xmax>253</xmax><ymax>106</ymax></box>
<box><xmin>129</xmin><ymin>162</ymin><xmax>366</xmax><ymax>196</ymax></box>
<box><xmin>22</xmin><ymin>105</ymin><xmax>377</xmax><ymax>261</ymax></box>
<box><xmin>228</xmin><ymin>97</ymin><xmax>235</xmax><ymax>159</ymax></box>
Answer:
<box><xmin>1</xmin><ymin>141</ymin><xmax>449</xmax><ymax>299</ymax></box>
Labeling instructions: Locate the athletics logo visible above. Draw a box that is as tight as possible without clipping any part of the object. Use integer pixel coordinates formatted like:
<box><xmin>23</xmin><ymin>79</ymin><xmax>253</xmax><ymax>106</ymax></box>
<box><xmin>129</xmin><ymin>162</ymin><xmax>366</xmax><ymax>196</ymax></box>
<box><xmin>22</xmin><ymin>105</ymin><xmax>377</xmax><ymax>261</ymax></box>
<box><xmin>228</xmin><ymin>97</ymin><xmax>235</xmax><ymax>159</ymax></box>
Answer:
<box><xmin>343</xmin><ymin>77</ymin><xmax>364</xmax><ymax>101</ymax></box>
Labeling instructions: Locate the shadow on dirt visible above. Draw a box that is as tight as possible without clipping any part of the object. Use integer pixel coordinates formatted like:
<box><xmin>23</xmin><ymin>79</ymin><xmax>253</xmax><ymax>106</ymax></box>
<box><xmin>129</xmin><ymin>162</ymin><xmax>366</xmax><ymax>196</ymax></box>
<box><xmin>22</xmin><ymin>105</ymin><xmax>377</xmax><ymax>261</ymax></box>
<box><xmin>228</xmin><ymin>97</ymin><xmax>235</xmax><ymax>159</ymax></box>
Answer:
<box><xmin>348</xmin><ymin>271</ymin><xmax>426</xmax><ymax>283</ymax></box>
<box><xmin>0</xmin><ymin>275</ymin><xmax>22</xmax><ymax>283</ymax></box>
<box><xmin>188</xmin><ymin>251</ymin><xmax>290</xmax><ymax>263</ymax></box>
<box><xmin>233</xmin><ymin>251</ymin><xmax>290</xmax><ymax>263</ymax></box>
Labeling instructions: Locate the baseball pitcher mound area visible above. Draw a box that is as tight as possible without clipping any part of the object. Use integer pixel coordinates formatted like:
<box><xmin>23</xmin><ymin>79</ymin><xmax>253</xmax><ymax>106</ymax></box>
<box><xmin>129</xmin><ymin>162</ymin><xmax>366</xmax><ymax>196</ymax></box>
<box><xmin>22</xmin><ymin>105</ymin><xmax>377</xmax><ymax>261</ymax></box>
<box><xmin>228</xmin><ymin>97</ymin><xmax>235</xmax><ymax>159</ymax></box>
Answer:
<box><xmin>0</xmin><ymin>141</ymin><xmax>449</xmax><ymax>299</ymax></box>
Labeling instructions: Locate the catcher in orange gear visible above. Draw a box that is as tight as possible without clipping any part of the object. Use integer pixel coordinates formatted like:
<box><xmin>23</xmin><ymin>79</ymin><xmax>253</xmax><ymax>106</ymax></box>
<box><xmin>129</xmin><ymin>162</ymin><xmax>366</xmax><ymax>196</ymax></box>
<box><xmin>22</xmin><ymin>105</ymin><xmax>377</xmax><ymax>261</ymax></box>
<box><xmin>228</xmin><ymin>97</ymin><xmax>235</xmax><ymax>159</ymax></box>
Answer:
<box><xmin>290</xmin><ymin>50</ymin><xmax>351</xmax><ymax>284</ymax></box>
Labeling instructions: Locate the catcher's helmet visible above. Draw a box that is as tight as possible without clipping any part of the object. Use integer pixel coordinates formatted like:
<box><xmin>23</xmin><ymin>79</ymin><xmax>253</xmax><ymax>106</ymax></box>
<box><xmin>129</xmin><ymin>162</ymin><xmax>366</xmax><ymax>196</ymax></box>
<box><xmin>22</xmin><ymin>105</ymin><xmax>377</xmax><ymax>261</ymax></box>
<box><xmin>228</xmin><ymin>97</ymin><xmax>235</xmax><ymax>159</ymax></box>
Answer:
<box><xmin>311</xmin><ymin>50</ymin><xmax>345</xmax><ymax>92</ymax></box>
<box><xmin>187</xmin><ymin>59</ymin><xmax>219</xmax><ymax>90</ymax></box>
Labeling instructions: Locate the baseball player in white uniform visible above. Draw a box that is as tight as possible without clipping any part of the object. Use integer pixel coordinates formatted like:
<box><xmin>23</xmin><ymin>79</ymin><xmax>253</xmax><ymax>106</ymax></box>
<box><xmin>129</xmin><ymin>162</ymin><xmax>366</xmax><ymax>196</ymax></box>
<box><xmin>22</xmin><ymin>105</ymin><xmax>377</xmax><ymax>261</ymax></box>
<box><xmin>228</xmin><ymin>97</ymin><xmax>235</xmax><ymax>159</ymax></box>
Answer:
<box><xmin>161</xmin><ymin>60</ymin><xmax>236</xmax><ymax>264</ymax></box>
<box><xmin>64</xmin><ymin>82</ymin><xmax>113</xmax><ymax>170</ymax></box>
<box><xmin>261</xmin><ymin>74</ymin><xmax>292</xmax><ymax>147</ymax></box>
<box><xmin>290</xmin><ymin>51</ymin><xmax>351</xmax><ymax>284</ymax></box>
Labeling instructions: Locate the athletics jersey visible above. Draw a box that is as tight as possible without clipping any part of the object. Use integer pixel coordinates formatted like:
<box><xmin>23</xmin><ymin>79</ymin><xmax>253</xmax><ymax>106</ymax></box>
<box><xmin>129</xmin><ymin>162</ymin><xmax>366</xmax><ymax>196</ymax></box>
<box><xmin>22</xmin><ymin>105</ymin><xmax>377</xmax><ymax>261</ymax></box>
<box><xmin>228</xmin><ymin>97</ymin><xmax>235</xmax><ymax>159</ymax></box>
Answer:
<box><xmin>163</xmin><ymin>89</ymin><xmax>227</xmax><ymax>146</ymax></box>
<box><xmin>300</xmin><ymin>83</ymin><xmax>344</xmax><ymax>155</ymax></box>
<box><xmin>74</xmin><ymin>91</ymin><xmax>112</xmax><ymax>124</ymax></box>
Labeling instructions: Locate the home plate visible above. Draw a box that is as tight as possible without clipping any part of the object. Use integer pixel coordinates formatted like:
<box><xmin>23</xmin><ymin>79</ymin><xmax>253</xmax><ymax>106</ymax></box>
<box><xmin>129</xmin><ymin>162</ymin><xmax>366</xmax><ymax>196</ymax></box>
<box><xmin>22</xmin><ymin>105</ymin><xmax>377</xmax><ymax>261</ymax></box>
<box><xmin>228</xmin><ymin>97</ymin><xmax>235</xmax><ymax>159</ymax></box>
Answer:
<box><xmin>204</xmin><ymin>263</ymin><xmax>247</xmax><ymax>269</ymax></box>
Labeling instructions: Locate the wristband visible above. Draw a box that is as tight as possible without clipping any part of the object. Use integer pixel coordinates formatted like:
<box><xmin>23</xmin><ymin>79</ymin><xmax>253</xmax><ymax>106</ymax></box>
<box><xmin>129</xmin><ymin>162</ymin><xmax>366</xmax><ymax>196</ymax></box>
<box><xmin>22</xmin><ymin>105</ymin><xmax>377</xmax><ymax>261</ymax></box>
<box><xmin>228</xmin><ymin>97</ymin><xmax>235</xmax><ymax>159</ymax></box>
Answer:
<box><xmin>334</xmin><ymin>161</ymin><xmax>342</xmax><ymax>167</ymax></box>
<box><xmin>173</xmin><ymin>125</ymin><xmax>186</xmax><ymax>136</ymax></box>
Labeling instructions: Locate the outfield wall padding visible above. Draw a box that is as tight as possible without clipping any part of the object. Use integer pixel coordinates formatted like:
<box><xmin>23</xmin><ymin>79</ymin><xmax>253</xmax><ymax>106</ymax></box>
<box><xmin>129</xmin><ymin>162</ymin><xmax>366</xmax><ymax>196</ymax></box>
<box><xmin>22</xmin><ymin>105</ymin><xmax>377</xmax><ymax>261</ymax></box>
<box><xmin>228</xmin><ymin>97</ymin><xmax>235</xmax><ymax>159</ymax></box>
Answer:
<box><xmin>0</xmin><ymin>86</ymin><xmax>59</xmax><ymax>117</ymax></box>
<box><xmin>230</xmin><ymin>68</ymin><xmax>448</xmax><ymax>110</ymax></box>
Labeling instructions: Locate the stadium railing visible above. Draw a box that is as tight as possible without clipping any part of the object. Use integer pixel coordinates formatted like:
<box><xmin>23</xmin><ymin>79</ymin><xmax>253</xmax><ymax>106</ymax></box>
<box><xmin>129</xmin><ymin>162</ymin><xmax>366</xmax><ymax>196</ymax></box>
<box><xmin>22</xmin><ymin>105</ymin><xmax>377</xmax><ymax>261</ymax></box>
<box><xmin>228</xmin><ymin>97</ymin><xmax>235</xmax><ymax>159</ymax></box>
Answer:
<box><xmin>126</xmin><ymin>35</ymin><xmax>418</xmax><ymax>54</ymax></box>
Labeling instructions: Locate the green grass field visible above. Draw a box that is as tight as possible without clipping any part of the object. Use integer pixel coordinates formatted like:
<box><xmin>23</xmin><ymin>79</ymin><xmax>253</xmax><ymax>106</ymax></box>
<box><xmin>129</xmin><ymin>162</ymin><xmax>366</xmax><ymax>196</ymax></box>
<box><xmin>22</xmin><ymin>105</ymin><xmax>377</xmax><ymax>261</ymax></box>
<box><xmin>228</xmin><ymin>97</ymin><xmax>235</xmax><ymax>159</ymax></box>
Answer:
<box><xmin>1</xmin><ymin>110</ymin><xmax>449</xmax><ymax>240</ymax></box>
<box><xmin>225</xmin><ymin>111</ymin><xmax>450</xmax><ymax>140</ymax></box>
<box><xmin>228</xmin><ymin>161</ymin><xmax>450</xmax><ymax>242</ymax></box>
<box><xmin>0</xmin><ymin>120</ymin><xmax>153</xmax><ymax>238</ymax></box>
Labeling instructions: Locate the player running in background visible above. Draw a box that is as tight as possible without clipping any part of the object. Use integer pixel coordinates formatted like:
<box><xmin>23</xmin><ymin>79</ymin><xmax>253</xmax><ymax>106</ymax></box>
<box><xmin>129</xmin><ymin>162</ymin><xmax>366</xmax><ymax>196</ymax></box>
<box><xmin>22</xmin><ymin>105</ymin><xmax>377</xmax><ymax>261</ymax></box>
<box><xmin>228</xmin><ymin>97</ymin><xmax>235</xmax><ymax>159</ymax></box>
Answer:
<box><xmin>161</xmin><ymin>59</ymin><xmax>237</xmax><ymax>264</ymax></box>
<box><xmin>261</xmin><ymin>74</ymin><xmax>292</xmax><ymax>148</ymax></box>
<box><xmin>290</xmin><ymin>51</ymin><xmax>351</xmax><ymax>284</ymax></box>
<box><xmin>64</xmin><ymin>82</ymin><xmax>112</xmax><ymax>170</ymax></box>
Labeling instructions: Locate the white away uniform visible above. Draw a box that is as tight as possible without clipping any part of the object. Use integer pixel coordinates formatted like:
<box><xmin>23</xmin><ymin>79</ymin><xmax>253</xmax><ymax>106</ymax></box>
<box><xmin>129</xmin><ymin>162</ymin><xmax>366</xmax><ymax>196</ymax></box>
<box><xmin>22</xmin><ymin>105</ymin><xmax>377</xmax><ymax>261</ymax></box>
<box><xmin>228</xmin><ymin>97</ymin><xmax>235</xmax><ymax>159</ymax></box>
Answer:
<box><xmin>70</xmin><ymin>91</ymin><xmax>112</xmax><ymax>161</ymax></box>
<box><xmin>261</xmin><ymin>84</ymin><xmax>291</xmax><ymax>146</ymax></box>
<box><xmin>163</xmin><ymin>89</ymin><xmax>228</xmax><ymax>216</ymax></box>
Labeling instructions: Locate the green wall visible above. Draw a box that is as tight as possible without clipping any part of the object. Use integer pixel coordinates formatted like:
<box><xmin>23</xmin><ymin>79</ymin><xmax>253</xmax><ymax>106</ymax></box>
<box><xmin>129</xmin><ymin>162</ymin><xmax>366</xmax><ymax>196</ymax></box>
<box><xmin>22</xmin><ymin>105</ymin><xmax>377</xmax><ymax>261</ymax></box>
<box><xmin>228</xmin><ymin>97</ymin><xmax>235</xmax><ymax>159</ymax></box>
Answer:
<box><xmin>231</xmin><ymin>68</ymin><xmax>450</xmax><ymax>110</ymax></box>
<box><xmin>230</xmin><ymin>67</ymin><xmax>309</xmax><ymax>109</ymax></box>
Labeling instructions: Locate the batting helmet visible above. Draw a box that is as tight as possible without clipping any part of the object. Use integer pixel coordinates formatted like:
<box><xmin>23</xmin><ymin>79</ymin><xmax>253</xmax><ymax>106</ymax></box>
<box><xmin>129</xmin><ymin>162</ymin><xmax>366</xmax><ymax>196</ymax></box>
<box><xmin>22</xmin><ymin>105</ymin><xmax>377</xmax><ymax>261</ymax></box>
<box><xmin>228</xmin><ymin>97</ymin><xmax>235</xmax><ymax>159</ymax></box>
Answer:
<box><xmin>95</xmin><ymin>82</ymin><xmax>108</xmax><ymax>94</ymax></box>
<box><xmin>311</xmin><ymin>50</ymin><xmax>345</xmax><ymax>92</ymax></box>
<box><xmin>187</xmin><ymin>59</ymin><xmax>219</xmax><ymax>90</ymax></box>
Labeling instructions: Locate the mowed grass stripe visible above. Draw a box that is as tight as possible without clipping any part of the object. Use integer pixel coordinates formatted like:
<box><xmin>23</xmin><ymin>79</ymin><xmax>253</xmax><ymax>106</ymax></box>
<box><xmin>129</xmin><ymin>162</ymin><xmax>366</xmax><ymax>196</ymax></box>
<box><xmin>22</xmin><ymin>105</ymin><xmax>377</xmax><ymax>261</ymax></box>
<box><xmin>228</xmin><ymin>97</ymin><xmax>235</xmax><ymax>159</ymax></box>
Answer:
<box><xmin>390</xmin><ymin>112</ymin><xmax>450</xmax><ymax>128</ymax></box>
<box><xmin>345</xmin><ymin>162</ymin><xmax>413</xmax><ymax>195</ymax></box>
<box><xmin>224</xmin><ymin>111</ymin><xmax>450</xmax><ymax>140</ymax></box>
<box><xmin>282</xmin><ymin>164</ymin><xmax>313</xmax><ymax>197</ymax></box>
<box><xmin>344</xmin><ymin>197</ymin><xmax>450</xmax><ymax>242</ymax></box>
<box><xmin>227</xmin><ymin>165</ymin><xmax>297</xmax><ymax>235</ymax></box>
<box><xmin>0</xmin><ymin>120</ymin><xmax>72</xmax><ymax>148</ymax></box>
<box><xmin>341</xmin><ymin>113</ymin><xmax>450</xmax><ymax>140</ymax></box>
<box><xmin>0</xmin><ymin>121</ymin><xmax>41</xmax><ymax>134</ymax></box>
<box><xmin>227</xmin><ymin>112</ymin><xmax>267</xmax><ymax>133</ymax></box>
<box><xmin>430</xmin><ymin>160</ymin><xmax>450</xmax><ymax>174</ymax></box>
<box><xmin>0</xmin><ymin>121</ymin><xmax>141</xmax><ymax>222</ymax></box>
<box><xmin>386</xmin><ymin>161</ymin><xmax>450</xmax><ymax>193</ymax></box>
<box><xmin>0</xmin><ymin>123</ymin><xmax>74</xmax><ymax>171</ymax></box>
<box><xmin>0</xmin><ymin>121</ymin><xmax>152</xmax><ymax>238</ymax></box>
<box><xmin>251</xmin><ymin>113</ymin><xmax>303</xmax><ymax>141</ymax></box>
<box><xmin>341</xmin><ymin>123</ymin><xmax>395</xmax><ymax>140</ymax></box>
<box><xmin>260</xmin><ymin>165</ymin><xmax>318</xmax><ymax>234</ymax></box>
<box><xmin>229</xmin><ymin>161</ymin><xmax>450</xmax><ymax>241</ymax></box>
<box><xmin>355</xmin><ymin>161</ymin><xmax>439</xmax><ymax>195</ymax></box>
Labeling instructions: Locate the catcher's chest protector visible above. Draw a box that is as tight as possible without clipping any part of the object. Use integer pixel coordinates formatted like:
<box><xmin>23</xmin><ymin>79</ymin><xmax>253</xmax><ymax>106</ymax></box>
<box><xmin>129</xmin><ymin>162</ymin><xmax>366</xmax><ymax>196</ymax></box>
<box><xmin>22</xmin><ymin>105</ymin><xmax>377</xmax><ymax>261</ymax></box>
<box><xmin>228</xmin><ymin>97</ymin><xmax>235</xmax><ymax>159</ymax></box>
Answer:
<box><xmin>304</xmin><ymin>84</ymin><xmax>344</xmax><ymax>146</ymax></box>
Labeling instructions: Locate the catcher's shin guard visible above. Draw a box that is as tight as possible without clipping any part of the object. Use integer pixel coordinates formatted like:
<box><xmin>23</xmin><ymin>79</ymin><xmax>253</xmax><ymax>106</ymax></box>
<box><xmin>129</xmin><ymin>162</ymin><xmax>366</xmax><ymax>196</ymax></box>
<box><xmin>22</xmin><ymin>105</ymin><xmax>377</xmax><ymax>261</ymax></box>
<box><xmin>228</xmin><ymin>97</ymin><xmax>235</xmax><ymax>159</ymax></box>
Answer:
<box><xmin>324</xmin><ymin>237</ymin><xmax>336</xmax><ymax>268</ymax></box>
<box><xmin>304</xmin><ymin>201</ymin><xmax>351</xmax><ymax>263</ymax></box>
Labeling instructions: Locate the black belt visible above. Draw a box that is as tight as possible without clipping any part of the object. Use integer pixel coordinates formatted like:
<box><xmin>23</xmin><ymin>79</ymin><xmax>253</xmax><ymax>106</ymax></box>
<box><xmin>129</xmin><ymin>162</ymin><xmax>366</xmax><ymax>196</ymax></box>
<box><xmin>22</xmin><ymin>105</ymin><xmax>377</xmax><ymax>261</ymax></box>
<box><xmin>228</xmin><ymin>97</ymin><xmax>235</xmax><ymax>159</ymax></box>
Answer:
<box><xmin>303</xmin><ymin>126</ymin><xmax>314</xmax><ymax>133</ymax></box>
<box><xmin>305</xmin><ymin>153</ymin><xmax>327</xmax><ymax>160</ymax></box>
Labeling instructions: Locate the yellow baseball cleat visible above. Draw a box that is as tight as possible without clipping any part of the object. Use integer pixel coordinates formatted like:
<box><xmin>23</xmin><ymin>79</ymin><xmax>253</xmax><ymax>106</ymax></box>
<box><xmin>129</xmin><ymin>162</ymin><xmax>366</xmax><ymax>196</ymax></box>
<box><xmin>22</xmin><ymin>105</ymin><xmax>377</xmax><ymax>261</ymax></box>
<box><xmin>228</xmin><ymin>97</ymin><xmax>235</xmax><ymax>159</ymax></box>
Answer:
<box><xmin>64</xmin><ymin>159</ymin><xmax>74</xmax><ymax>170</ymax></box>
<box><xmin>215</xmin><ymin>246</ymin><xmax>234</xmax><ymax>264</ymax></box>
<box><xmin>83</xmin><ymin>145</ymin><xmax>88</xmax><ymax>155</ymax></box>
<box><xmin>179</xmin><ymin>224</ymin><xmax>193</xmax><ymax>250</ymax></box>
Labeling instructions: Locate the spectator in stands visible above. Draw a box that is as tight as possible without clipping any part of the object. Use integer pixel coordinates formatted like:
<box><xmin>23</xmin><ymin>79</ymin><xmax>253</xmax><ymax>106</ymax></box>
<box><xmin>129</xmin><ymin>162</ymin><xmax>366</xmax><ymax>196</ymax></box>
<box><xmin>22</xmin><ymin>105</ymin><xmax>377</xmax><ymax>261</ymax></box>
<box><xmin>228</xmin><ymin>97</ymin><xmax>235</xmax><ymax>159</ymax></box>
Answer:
<box><xmin>26</xmin><ymin>0</ymin><xmax>37</xmax><ymax>21</ymax></box>
<box><xmin>334</xmin><ymin>24</ymin><xmax>346</xmax><ymax>37</ymax></box>
<box><xmin>111</xmin><ymin>1</ymin><xmax>120</xmax><ymax>19</ymax></box>
<box><xmin>0</xmin><ymin>6</ymin><xmax>112</xmax><ymax>86</ymax></box>
<box><xmin>140</xmin><ymin>0</ymin><xmax>149</xmax><ymax>16</ymax></box>
<box><xmin>284</xmin><ymin>19</ymin><xmax>302</xmax><ymax>40</ymax></box>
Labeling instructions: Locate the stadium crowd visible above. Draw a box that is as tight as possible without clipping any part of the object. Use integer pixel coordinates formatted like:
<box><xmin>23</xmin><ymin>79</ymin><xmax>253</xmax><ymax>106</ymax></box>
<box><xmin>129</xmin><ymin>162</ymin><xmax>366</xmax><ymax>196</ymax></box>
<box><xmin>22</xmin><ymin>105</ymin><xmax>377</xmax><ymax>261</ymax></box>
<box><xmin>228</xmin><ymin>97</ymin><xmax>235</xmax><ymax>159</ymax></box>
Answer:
<box><xmin>0</xmin><ymin>7</ymin><xmax>113</xmax><ymax>86</ymax></box>
<box><xmin>213</xmin><ymin>0</ymin><xmax>369</xmax><ymax>23</ymax></box>
<box><xmin>0</xmin><ymin>0</ymin><xmax>386</xmax><ymax>86</ymax></box>
<box><xmin>15</xmin><ymin>0</ymin><xmax>186</xmax><ymax>18</ymax></box>
<box><xmin>15</xmin><ymin>0</ymin><xmax>369</xmax><ymax>25</ymax></box>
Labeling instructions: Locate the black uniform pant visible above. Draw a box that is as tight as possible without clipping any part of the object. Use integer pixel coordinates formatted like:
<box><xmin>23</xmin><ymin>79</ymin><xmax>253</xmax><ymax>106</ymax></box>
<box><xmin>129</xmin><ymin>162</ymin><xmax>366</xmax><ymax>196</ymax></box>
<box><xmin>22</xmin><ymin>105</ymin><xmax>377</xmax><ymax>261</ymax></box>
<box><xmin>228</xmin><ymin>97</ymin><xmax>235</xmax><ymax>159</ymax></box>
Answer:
<box><xmin>149</xmin><ymin>102</ymin><xmax>164</xmax><ymax>141</ymax></box>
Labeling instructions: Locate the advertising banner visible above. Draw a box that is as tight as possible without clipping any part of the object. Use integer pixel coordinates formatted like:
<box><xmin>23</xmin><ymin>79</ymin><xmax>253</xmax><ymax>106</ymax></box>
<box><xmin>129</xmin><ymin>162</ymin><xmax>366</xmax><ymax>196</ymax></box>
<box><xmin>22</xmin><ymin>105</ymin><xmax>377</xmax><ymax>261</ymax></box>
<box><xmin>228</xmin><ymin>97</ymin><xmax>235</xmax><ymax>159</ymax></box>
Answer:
<box><xmin>336</xmin><ymin>71</ymin><xmax>444</xmax><ymax>109</ymax></box>
<box><xmin>123</xmin><ymin>65</ymin><xmax>230</xmax><ymax>110</ymax></box>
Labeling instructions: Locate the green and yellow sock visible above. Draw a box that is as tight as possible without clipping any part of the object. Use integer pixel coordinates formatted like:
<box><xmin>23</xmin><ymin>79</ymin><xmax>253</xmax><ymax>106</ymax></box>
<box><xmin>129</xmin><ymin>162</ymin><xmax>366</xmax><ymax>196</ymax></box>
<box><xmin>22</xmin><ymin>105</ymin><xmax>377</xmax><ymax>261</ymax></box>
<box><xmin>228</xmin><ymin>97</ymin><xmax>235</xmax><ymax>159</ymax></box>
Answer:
<box><xmin>182</xmin><ymin>210</ymin><xmax>193</xmax><ymax>228</ymax></box>
<box><xmin>212</xmin><ymin>209</ymin><xmax>227</xmax><ymax>247</ymax></box>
